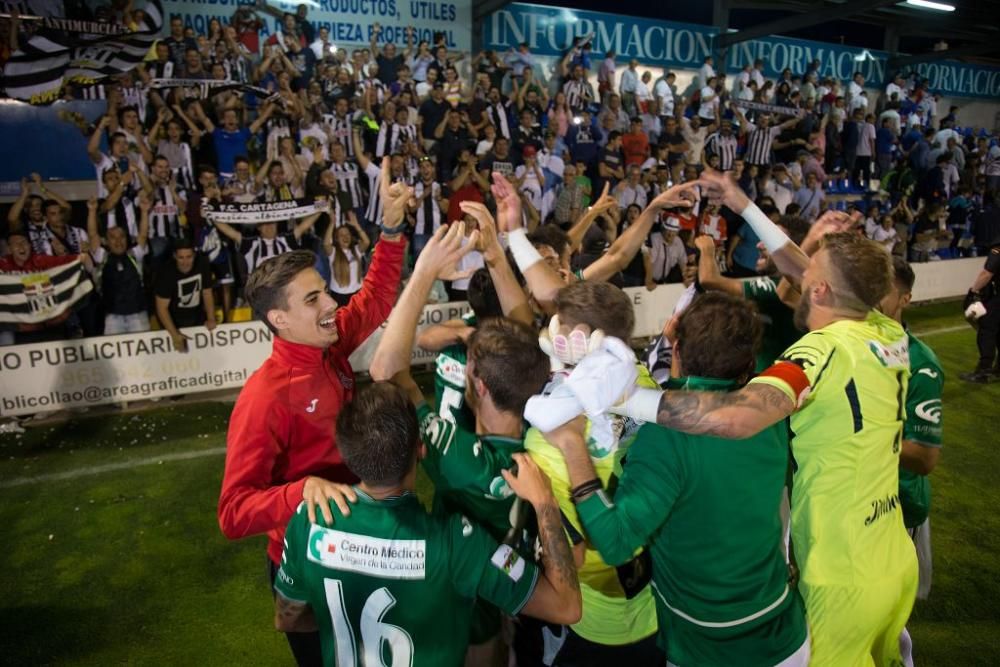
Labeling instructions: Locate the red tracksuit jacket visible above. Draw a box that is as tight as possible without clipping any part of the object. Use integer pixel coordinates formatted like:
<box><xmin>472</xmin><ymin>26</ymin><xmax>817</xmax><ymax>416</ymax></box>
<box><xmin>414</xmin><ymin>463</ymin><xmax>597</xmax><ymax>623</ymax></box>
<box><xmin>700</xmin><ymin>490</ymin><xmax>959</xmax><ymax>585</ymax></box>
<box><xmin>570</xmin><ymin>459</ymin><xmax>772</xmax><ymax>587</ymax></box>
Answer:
<box><xmin>218</xmin><ymin>237</ymin><xmax>405</xmax><ymax>564</ymax></box>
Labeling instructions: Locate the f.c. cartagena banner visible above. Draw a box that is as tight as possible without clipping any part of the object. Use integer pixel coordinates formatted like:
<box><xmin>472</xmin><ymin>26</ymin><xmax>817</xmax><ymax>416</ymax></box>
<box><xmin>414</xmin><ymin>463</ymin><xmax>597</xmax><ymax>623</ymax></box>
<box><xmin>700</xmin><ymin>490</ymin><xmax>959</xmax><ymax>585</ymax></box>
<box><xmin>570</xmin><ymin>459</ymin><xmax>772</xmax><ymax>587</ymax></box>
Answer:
<box><xmin>161</xmin><ymin>0</ymin><xmax>472</xmax><ymax>52</ymax></box>
<box><xmin>482</xmin><ymin>2</ymin><xmax>1000</xmax><ymax>100</ymax></box>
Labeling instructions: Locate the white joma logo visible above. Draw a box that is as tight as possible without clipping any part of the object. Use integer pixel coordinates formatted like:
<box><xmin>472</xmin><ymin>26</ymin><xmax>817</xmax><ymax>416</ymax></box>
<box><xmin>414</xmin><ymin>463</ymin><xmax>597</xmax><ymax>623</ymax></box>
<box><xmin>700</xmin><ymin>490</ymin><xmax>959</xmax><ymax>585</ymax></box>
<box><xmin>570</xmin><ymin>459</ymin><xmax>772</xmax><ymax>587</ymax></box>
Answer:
<box><xmin>306</xmin><ymin>399</ymin><xmax>318</xmax><ymax>413</ymax></box>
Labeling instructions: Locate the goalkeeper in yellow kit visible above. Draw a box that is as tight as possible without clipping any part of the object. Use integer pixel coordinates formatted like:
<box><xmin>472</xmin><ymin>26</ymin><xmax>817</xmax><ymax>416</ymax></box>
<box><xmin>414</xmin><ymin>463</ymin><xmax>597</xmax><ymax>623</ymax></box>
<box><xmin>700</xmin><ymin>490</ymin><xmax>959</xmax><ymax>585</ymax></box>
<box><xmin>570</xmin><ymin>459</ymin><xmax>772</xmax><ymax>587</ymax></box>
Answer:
<box><xmin>612</xmin><ymin>170</ymin><xmax>917</xmax><ymax>667</ymax></box>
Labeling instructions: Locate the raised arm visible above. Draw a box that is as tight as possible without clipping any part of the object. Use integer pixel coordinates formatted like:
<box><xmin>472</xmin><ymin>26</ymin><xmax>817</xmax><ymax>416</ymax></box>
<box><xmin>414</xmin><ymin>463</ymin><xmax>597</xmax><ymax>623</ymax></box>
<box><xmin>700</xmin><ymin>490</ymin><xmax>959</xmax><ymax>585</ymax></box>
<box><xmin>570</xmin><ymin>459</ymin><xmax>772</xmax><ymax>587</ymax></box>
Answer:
<box><xmin>691</xmin><ymin>234</ymin><xmax>739</xmax><ymax>295</ymax></box>
<box><xmin>697</xmin><ymin>168</ymin><xmax>810</xmax><ymax>285</ymax></box>
<box><xmin>582</xmin><ymin>181</ymin><xmax>701</xmax><ymax>282</ymax></box>
<box><xmin>248</xmin><ymin>103</ymin><xmax>274</xmax><ymax>135</ymax></box>
<box><xmin>459</xmin><ymin>201</ymin><xmax>534</xmax><ymax>326</ymax></box>
<box><xmin>7</xmin><ymin>177</ymin><xmax>30</xmax><ymax>227</ymax></box>
<box><xmin>88</xmin><ymin>116</ymin><xmax>111</xmax><ymax>163</ymax></box>
<box><xmin>368</xmin><ymin>221</ymin><xmax>478</xmax><ymax>392</ymax></box>
<box><xmin>566</xmin><ymin>182</ymin><xmax>616</xmax><ymax>253</ymax></box>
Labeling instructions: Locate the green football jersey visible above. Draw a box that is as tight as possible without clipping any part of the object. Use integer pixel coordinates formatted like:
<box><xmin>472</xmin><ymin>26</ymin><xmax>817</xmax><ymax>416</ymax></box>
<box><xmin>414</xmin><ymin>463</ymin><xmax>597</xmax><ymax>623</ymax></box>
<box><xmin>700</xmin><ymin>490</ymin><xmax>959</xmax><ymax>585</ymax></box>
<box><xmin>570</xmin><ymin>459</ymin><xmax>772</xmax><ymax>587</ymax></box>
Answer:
<box><xmin>576</xmin><ymin>377</ymin><xmax>806</xmax><ymax>666</ymax></box>
<box><xmin>899</xmin><ymin>331</ymin><xmax>943</xmax><ymax>528</ymax></box>
<box><xmin>433</xmin><ymin>313</ymin><xmax>476</xmax><ymax>422</ymax></box>
<box><xmin>417</xmin><ymin>402</ymin><xmax>524</xmax><ymax>545</ymax></box>
<box><xmin>751</xmin><ymin>310</ymin><xmax>916</xmax><ymax>587</ymax></box>
<box><xmin>742</xmin><ymin>276</ymin><xmax>802</xmax><ymax>372</ymax></box>
<box><xmin>274</xmin><ymin>492</ymin><xmax>538</xmax><ymax>667</ymax></box>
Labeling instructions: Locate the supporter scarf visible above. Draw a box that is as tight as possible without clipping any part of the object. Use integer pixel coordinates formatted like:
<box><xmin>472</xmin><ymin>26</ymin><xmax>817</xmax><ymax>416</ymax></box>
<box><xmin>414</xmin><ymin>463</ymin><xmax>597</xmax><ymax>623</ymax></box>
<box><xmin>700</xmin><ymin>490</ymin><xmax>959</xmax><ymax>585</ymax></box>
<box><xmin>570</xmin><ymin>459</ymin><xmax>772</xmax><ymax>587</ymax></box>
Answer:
<box><xmin>730</xmin><ymin>99</ymin><xmax>805</xmax><ymax>119</ymax></box>
<box><xmin>0</xmin><ymin>258</ymin><xmax>93</xmax><ymax>324</ymax></box>
<box><xmin>202</xmin><ymin>198</ymin><xmax>328</xmax><ymax>225</ymax></box>
<box><xmin>146</xmin><ymin>78</ymin><xmax>280</xmax><ymax>103</ymax></box>
<box><xmin>1</xmin><ymin>0</ymin><xmax>163</xmax><ymax>104</ymax></box>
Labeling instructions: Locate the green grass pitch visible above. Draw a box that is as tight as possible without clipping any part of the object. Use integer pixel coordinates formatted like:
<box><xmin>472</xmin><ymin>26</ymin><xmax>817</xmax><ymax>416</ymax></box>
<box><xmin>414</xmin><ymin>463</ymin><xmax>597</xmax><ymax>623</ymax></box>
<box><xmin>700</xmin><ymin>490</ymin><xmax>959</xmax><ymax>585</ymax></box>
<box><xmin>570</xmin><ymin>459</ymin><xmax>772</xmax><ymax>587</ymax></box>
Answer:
<box><xmin>1</xmin><ymin>301</ymin><xmax>998</xmax><ymax>664</ymax></box>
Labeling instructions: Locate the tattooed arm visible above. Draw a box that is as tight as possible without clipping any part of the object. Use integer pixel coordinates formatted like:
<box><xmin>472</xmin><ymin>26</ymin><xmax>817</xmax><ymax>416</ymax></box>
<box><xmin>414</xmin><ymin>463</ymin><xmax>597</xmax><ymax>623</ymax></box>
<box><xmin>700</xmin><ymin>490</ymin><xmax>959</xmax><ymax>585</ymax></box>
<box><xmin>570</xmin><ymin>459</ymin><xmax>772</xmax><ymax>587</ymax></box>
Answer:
<box><xmin>614</xmin><ymin>382</ymin><xmax>796</xmax><ymax>439</ymax></box>
<box><xmin>656</xmin><ymin>383</ymin><xmax>795</xmax><ymax>438</ymax></box>
<box><xmin>273</xmin><ymin>593</ymin><xmax>317</xmax><ymax>632</ymax></box>
<box><xmin>503</xmin><ymin>453</ymin><xmax>582</xmax><ymax>625</ymax></box>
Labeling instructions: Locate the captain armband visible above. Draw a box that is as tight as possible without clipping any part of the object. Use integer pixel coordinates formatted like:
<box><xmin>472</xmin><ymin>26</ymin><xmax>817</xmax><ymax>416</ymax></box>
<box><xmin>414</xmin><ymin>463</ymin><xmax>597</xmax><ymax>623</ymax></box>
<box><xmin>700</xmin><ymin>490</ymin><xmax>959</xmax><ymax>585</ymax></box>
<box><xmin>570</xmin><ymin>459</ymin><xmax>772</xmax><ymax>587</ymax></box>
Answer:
<box><xmin>757</xmin><ymin>360</ymin><xmax>811</xmax><ymax>407</ymax></box>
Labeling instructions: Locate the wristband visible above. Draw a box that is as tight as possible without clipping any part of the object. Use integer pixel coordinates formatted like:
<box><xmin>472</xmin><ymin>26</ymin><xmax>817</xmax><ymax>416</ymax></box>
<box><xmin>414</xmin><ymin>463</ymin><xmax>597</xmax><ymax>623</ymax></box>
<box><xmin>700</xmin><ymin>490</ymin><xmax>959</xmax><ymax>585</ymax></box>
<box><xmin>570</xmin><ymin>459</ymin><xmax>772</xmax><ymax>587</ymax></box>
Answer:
<box><xmin>608</xmin><ymin>387</ymin><xmax>662</xmax><ymax>424</ymax></box>
<box><xmin>379</xmin><ymin>220</ymin><xmax>408</xmax><ymax>236</ymax></box>
<box><xmin>507</xmin><ymin>227</ymin><xmax>542</xmax><ymax>272</ymax></box>
<box><xmin>571</xmin><ymin>479</ymin><xmax>602</xmax><ymax>503</ymax></box>
<box><xmin>740</xmin><ymin>201</ymin><xmax>791</xmax><ymax>254</ymax></box>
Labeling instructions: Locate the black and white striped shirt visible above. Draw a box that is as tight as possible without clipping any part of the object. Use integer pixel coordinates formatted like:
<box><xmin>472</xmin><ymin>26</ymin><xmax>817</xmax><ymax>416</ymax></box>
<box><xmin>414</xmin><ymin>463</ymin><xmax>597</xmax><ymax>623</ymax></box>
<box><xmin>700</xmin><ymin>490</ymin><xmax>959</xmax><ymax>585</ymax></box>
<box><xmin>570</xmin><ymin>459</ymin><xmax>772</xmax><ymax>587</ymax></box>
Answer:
<box><xmin>329</xmin><ymin>161</ymin><xmax>365</xmax><ymax>209</ymax></box>
<box><xmin>706</xmin><ymin>132</ymin><xmax>739</xmax><ymax>171</ymax></box>
<box><xmin>239</xmin><ymin>233</ymin><xmax>298</xmax><ymax>275</ymax></box>
<box><xmin>323</xmin><ymin>113</ymin><xmax>356</xmax><ymax>157</ymax></box>
<box><xmin>563</xmin><ymin>79</ymin><xmax>590</xmax><ymax>112</ymax></box>
<box><xmin>148</xmin><ymin>185</ymin><xmax>185</xmax><ymax>239</ymax></box>
<box><xmin>412</xmin><ymin>181</ymin><xmax>444</xmax><ymax>236</ymax></box>
<box><xmin>743</xmin><ymin>123</ymin><xmax>783</xmax><ymax>166</ymax></box>
<box><xmin>100</xmin><ymin>195</ymin><xmax>140</xmax><ymax>241</ymax></box>
<box><xmin>485</xmin><ymin>102</ymin><xmax>512</xmax><ymax>139</ymax></box>
<box><xmin>375</xmin><ymin>122</ymin><xmax>416</xmax><ymax>158</ymax></box>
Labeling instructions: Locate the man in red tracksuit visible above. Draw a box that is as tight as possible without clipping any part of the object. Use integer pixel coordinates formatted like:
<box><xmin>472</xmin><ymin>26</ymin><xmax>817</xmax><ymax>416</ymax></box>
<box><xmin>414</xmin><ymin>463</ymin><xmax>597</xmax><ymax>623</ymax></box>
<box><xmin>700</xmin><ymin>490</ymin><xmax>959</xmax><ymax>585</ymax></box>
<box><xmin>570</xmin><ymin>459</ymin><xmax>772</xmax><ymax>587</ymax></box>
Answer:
<box><xmin>218</xmin><ymin>158</ymin><xmax>409</xmax><ymax>665</ymax></box>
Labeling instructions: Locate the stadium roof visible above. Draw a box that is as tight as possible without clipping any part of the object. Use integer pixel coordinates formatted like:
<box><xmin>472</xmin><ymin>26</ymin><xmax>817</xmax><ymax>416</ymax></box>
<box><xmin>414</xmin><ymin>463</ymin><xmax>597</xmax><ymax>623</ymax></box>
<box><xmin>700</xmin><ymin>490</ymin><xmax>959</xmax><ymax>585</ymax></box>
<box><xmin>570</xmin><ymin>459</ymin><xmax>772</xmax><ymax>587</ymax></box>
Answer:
<box><xmin>514</xmin><ymin>0</ymin><xmax>1000</xmax><ymax>68</ymax></box>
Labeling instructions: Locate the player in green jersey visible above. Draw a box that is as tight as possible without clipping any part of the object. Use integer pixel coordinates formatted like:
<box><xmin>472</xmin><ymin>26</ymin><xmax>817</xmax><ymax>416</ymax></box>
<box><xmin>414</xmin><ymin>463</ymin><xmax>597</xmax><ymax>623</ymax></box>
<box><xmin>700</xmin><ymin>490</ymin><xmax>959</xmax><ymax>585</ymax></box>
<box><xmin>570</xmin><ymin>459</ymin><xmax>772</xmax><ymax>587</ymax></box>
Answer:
<box><xmin>610</xmin><ymin>172</ymin><xmax>918</xmax><ymax>667</ymax></box>
<box><xmin>273</xmin><ymin>380</ymin><xmax>582</xmax><ymax>667</ymax></box>
<box><xmin>418</xmin><ymin>200</ymin><xmax>537</xmax><ymax>423</ymax></box>
<box><xmin>880</xmin><ymin>258</ymin><xmax>944</xmax><ymax>665</ymax></box>
<box><xmin>547</xmin><ymin>292</ymin><xmax>808</xmax><ymax>666</ymax></box>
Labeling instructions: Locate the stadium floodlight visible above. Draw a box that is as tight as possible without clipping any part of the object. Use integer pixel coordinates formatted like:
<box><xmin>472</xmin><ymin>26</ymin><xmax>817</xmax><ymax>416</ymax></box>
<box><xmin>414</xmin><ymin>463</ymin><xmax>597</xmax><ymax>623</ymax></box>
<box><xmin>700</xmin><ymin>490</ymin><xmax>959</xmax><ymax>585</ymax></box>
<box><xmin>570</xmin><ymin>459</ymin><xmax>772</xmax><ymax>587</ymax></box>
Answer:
<box><xmin>901</xmin><ymin>0</ymin><xmax>956</xmax><ymax>11</ymax></box>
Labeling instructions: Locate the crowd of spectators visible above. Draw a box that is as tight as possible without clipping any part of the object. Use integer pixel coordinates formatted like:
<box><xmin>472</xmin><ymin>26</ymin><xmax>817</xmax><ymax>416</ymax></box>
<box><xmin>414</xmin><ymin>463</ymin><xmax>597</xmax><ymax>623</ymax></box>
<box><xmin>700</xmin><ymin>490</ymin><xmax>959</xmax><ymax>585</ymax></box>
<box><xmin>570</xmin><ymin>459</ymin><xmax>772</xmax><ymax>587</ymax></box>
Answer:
<box><xmin>2</xmin><ymin>3</ymin><xmax>1000</xmax><ymax>346</ymax></box>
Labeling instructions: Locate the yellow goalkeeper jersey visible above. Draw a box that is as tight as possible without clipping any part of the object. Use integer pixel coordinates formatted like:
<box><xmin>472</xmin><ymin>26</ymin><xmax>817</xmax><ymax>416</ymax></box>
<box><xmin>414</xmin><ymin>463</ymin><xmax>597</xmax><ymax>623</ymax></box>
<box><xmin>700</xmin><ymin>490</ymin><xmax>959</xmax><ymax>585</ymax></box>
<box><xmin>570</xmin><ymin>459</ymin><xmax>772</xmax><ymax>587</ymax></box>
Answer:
<box><xmin>751</xmin><ymin>310</ymin><xmax>916</xmax><ymax>587</ymax></box>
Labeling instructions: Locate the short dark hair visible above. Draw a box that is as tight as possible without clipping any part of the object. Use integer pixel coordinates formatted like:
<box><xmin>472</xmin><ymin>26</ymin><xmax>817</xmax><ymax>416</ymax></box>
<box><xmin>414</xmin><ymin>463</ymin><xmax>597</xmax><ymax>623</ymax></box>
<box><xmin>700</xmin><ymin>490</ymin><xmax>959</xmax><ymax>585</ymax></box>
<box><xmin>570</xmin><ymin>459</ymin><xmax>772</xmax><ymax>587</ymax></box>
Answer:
<box><xmin>892</xmin><ymin>257</ymin><xmax>916</xmax><ymax>293</ymax></box>
<box><xmin>337</xmin><ymin>382</ymin><xmax>420</xmax><ymax>487</ymax></box>
<box><xmin>555</xmin><ymin>281</ymin><xmax>635</xmax><ymax>342</ymax></box>
<box><xmin>467</xmin><ymin>319</ymin><xmax>550</xmax><ymax>414</ymax></box>
<box><xmin>529</xmin><ymin>225</ymin><xmax>569</xmax><ymax>258</ymax></box>
<box><xmin>197</xmin><ymin>163</ymin><xmax>218</xmax><ymax>179</ymax></box>
<box><xmin>778</xmin><ymin>215</ymin><xmax>811</xmax><ymax>246</ymax></box>
<box><xmin>675</xmin><ymin>292</ymin><xmax>761</xmax><ymax>383</ymax></box>
<box><xmin>172</xmin><ymin>238</ymin><xmax>195</xmax><ymax>252</ymax></box>
<box><xmin>244</xmin><ymin>250</ymin><xmax>316</xmax><ymax>333</ymax></box>
<box><xmin>467</xmin><ymin>268</ymin><xmax>503</xmax><ymax>322</ymax></box>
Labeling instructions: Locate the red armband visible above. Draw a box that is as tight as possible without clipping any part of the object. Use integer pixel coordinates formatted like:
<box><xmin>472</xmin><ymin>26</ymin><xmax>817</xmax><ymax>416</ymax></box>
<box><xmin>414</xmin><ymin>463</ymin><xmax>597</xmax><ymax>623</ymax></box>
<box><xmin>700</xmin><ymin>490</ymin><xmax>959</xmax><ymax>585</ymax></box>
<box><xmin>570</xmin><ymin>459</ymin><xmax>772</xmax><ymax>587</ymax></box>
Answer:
<box><xmin>759</xmin><ymin>360</ymin><xmax>811</xmax><ymax>407</ymax></box>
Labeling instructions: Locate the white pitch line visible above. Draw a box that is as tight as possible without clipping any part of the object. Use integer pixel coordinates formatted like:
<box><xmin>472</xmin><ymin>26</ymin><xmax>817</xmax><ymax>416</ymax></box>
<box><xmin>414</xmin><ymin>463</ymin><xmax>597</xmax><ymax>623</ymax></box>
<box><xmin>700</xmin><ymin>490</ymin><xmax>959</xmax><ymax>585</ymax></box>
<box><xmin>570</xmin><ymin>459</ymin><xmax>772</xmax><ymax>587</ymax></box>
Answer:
<box><xmin>912</xmin><ymin>324</ymin><xmax>969</xmax><ymax>337</ymax></box>
<box><xmin>0</xmin><ymin>447</ymin><xmax>226</xmax><ymax>489</ymax></box>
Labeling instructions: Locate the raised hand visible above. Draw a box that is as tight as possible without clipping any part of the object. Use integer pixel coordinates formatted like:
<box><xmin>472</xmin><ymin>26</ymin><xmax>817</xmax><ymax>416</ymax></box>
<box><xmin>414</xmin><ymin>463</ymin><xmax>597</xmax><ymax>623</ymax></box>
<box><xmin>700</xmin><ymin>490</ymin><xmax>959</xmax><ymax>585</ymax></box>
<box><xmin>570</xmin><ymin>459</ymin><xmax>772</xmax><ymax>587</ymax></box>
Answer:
<box><xmin>695</xmin><ymin>167</ymin><xmax>747</xmax><ymax>211</ymax></box>
<box><xmin>694</xmin><ymin>234</ymin><xmax>716</xmax><ymax>255</ymax></box>
<box><xmin>649</xmin><ymin>180</ymin><xmax>702</xmax><ymax>211</ymax></box>
<box><xmin>414</xmin><ymin>221</ymin><xmax>480</xmax><ymax>282</ymax></box>
<box><xmin>379</xmin><ymin>156</ymin><xmax>413</xmax><ymax>233</ymax></box>
<box><xmin>459</xmin><ymin>200</ymin><xmax>502</xmax><ymax>264</ymax></box>
<box><xmin>490</xmin><ymin>172</ymin><xmax>522</xmax><ymax>232</ymax></box>
<box><xmin>87</xmin><ymin>197</ymin><xmax>99</xmax><ymax>213</ymax></box>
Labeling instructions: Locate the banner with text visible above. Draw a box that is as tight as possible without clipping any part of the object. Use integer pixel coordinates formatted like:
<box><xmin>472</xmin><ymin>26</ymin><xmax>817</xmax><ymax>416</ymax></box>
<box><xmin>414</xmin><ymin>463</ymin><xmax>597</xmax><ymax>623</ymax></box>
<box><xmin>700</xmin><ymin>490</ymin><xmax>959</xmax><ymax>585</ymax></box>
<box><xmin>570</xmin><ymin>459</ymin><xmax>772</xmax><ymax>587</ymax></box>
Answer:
<box><xmin>483</xmin><ymin>2</ymin><xmax>1000</xmax><ymax>100</ymax></box>
<box><xmin>0</xmin><ymin>259</ymin><xmax>978</xmax><ymax>417</ymax></box>
<box><xmin>161</xmin><ymin>0</ymin><xmax>472</xmax><ymax>53</ymax></box>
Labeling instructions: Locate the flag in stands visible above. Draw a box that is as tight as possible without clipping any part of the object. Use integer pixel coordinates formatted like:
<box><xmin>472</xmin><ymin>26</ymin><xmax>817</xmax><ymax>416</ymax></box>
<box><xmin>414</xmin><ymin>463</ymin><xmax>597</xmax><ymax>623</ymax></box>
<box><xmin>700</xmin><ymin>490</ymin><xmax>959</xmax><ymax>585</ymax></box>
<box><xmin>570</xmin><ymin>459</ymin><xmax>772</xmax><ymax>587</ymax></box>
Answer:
<box><xmin>0</xmin><ymin>258</ymin><xmax>93</xmax><ymax>324</ymax></box>
<box><xmin>1</xmin><ymin>0</ymin><xmax>163</xmax><ymax>104</ymax></box>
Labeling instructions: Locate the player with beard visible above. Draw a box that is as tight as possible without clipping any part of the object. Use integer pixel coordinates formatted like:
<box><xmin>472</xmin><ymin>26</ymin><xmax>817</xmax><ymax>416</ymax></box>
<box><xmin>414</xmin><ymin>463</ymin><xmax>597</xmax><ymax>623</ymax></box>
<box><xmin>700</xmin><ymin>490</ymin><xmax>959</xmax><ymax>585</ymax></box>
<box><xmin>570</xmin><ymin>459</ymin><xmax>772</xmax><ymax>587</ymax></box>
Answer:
<box><xmin>604</xmin><ymin>168</ymin><xmax>918</xmax><ymax>667</ymax></box>
<box><xmin>217</xmin><ymin>157</ymin><xmax>408</xmax><ymax>666</ymax></box>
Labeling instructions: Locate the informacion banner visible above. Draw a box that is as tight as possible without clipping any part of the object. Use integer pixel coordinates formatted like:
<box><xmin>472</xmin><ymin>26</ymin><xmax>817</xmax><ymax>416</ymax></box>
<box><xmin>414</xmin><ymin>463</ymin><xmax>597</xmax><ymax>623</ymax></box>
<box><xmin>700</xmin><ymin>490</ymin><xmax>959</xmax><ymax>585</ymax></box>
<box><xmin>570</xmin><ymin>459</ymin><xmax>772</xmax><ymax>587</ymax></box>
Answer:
<box><xmin>161</xmin><ymin>0</ymin><xmax>472</xmax><ymax>53</ymax></box>
<box><xmin>482</xmin><ymin>2</ymin><xmax>1000</xmax><ymax>100</ymax></box>
<box><xmin>0</xmin><ymin>257</ymin><xmax>978</xmax><ymax>417</ymax></box>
